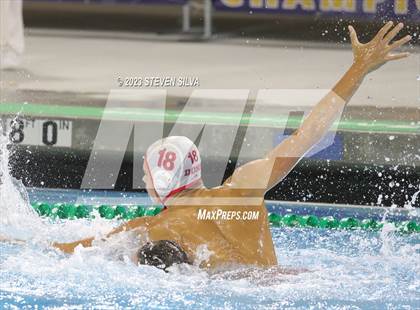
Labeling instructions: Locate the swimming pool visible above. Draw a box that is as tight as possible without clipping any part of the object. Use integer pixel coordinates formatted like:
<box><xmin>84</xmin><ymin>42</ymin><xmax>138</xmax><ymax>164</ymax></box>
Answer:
<box><xmin>1</xmin><ymin>184</ymin><xmax>419</xmax><ymax>309</ymax></box>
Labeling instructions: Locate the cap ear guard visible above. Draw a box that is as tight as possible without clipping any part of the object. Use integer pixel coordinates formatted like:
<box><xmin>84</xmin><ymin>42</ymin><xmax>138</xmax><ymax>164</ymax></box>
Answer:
<box><xmin>151</xmin><ymin>167</ymin><xmax>183</xmax><ymax>199</ymax></box>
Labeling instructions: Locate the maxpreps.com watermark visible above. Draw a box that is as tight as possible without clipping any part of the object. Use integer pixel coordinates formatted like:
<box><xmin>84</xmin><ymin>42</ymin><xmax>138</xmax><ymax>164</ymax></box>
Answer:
<box><xmin>197</xmin><ymin>209</ymin><xmax>260</xmax><ymax>221</ymax></box>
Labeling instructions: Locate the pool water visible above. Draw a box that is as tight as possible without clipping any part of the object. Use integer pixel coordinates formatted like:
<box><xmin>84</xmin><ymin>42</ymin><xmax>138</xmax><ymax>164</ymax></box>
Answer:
<box><xmin>0</xmin><ymin>133</ymin><xmax>419</xmax><ymax>309</ymax></box>
<box><xmin>0</xmin><ymin>222</ymin><xmax>419</xmax><ymax>309</ymax></box>
<box><xmin>0</xmin><ymin>187</ymin><xmax>419</xmax><ymax>309</ymax></box>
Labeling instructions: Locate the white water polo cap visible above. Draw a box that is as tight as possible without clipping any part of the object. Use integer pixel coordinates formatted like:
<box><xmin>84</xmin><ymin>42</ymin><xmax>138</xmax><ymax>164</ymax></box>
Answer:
<box><xmin>145</xmin><ymin>136</ymin><xmax>202</xmax><ymax>203</ymax></box>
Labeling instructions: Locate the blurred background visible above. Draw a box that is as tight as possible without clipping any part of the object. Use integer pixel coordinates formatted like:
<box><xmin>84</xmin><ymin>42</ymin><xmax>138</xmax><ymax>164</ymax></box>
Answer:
<box><xmin>20</xmin><ymin>0</ymin><xmax>420</xmax><ymax>41</ymax></box>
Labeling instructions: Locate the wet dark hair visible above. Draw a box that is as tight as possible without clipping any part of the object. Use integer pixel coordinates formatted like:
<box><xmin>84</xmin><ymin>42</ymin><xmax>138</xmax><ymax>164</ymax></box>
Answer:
<box><xmin>138</xmin><ymin>240</ymin><xmax>190</xmax><ymax>272</ymax></box>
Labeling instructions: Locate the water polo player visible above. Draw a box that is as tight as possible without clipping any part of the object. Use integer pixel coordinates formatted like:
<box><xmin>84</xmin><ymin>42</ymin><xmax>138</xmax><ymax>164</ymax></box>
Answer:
<box><xmin>32</xmin><ymin>23</ymin><xmax>415</xmax><ymax>270</ymax></box>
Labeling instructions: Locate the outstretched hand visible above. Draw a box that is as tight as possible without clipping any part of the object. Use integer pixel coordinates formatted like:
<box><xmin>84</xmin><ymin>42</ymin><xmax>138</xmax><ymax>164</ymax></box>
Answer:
<box><xmin>349</xmin><ymin>21</ymin><xmax>411</xmax><ymax>74</ymax></box>
<box><xmin>0</xmin><ymin>235</ymin><xmax>25</xmax><ymax>245</ymax></box>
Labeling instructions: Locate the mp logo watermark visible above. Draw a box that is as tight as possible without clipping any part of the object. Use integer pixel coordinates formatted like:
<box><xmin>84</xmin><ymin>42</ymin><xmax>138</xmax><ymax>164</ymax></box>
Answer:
<box><xmin>79</xmin><ymin>88</ymin><xmax>344</xmax><ymax>205</ymax></box>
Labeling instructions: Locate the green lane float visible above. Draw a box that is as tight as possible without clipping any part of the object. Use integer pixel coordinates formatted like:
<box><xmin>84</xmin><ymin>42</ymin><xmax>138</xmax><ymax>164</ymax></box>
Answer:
<box><xmin>31</xmin><ymin>202</ymin><xmax>419</xmax><ymax>233</ymax></box>
<box><xmin>267</xmin><ymin>212</ymin><xmax>418</xmax><ymax>233</ymax></box>
<box><xmin>32</xmin><ymin>202</ymin><xmax>163</xmax><ymax>221</ymax></box>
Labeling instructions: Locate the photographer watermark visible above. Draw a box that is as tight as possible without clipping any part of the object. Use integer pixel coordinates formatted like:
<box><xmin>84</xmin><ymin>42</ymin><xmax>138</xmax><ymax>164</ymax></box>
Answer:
<box><xmin>117</xmin><ymin>76</ymin><xmax>200</xmax><ymax>88</ymax></box>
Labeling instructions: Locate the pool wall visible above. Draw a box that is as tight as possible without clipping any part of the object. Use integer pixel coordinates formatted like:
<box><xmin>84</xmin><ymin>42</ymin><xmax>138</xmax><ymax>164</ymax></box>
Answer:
<box><xmin>1</xmin><ymin>102</ymin><xmax>419</xmax><ymax>207</ymax></box>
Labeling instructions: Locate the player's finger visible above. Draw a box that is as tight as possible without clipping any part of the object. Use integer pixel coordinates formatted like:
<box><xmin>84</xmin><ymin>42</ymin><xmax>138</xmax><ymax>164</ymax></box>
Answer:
<box><xmin>384</xmin><ymin>23</ymin><xmax>404</xmax><ymax>43</ymax></box>
<box><xmin>348</xmin><ymin>25</ymin><xmax>360</xmax><ymax>46</ymax></box>
<box><xmin>388</xmin><ymin>35</ymin><xmax>411</xmax><ymax>51</ymax></box>
<box><xmin>385</xmin><ymin>52</ymin><xmax>410</xmax><ymax>61</ymax></box>
<box><xmin>374</xmin><ymin>21</ymin><xmax>394</xmax><ymax>40</ymax></box>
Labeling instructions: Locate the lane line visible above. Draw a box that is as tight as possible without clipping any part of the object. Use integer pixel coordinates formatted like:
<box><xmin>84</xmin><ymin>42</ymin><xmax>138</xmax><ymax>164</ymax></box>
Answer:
<box><xmin>1</xmin><ymin>102</ymin><xmax>419</xmax><ymax>134</ymax></box>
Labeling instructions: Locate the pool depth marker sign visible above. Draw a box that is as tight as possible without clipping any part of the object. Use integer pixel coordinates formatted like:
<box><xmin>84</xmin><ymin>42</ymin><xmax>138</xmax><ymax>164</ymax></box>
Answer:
<box><xmin>213</xmin><ymin>0</ymin><xmax>420</xmax><ymax>20</ymax></box>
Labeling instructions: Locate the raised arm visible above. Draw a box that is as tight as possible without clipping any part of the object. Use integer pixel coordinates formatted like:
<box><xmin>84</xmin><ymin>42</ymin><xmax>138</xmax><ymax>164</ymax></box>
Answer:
<box><xmin>227</xmin><ymin>22</ymin><xmax>411</xmax><ymax>192</ymax></box>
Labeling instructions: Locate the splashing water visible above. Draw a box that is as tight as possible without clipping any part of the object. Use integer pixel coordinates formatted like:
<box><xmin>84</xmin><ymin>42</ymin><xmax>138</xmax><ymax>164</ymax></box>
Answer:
<box><xmin>0</xmin><ymin>122</ymin><xmax>116</xmax><ymax>244</ymax></box>
<box><xmin>0</xmin><ymin>123</ymin><xmax>45</xmax><ymax>241</ymax></box>
<box><xmin>405</xmin><ymin>186</ymin><xmax>420</xmax><ymax>217</ymax></box>
<box><xmin>0</xmin><ymin>126</ymin><xmax>419</xmax><ymax>308</ymax></box>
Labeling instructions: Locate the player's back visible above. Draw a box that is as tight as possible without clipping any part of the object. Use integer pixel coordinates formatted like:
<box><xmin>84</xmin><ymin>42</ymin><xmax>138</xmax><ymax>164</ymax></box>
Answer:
<box><xmin>147</xmin><ymin>184</ymin><xmax>277</xmax><ymax>268</ymax></box>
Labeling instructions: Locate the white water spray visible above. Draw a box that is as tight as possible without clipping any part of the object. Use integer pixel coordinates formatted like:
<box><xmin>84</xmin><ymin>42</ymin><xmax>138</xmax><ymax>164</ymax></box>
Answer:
<box><xmin>0</xmin><ymin>122</ymin><xmax>45</xmax><ymax>240</ymax></box>
<box><xmin>404</xmin><ymin>186</ymin><xmax>420</xmax><ymax>217</ymax></box>
<box><xmin>0</xmin><ymin>121</ymin><xmax>121</xmax><ymax>245</ymax></box>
